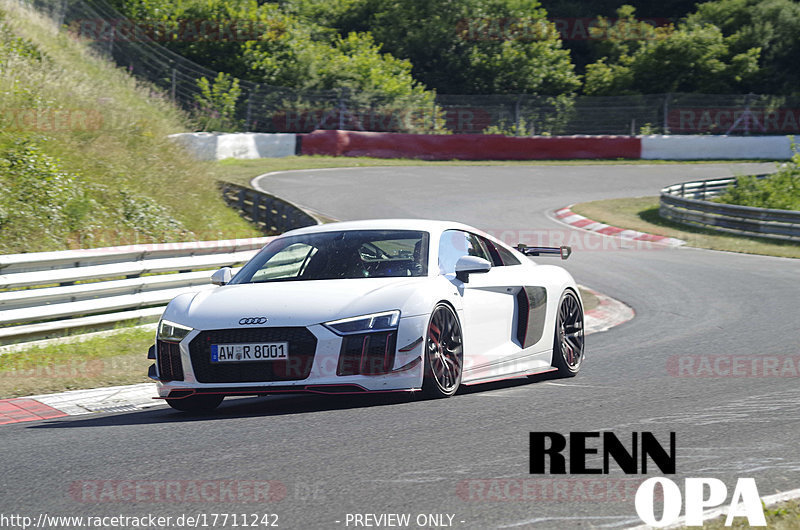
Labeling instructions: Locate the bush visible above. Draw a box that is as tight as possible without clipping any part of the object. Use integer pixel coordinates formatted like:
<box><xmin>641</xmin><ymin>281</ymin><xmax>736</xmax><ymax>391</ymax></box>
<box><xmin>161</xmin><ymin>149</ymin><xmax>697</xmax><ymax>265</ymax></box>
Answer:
<box><xmin>194</xmin><ymin>72</ymin><xmax>242</xmax><ymax>132</ymax></box>
<box><xmin>716</xmin><ymin>152</ymin><xmax>800</xmax><ymax>211</ymax></box>
<box><xmin>0</xmin><ymin>140</ymin><xmax>92</xmax><ymax>251</ymax></box>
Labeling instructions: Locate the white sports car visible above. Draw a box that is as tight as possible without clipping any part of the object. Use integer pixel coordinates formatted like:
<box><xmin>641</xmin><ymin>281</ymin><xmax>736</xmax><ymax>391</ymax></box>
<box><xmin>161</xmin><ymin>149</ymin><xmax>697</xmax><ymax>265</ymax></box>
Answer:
<box><xmin>148</xmin><ymin>220</ymin><xmax>584</xmax><ymax>411</ymax></box>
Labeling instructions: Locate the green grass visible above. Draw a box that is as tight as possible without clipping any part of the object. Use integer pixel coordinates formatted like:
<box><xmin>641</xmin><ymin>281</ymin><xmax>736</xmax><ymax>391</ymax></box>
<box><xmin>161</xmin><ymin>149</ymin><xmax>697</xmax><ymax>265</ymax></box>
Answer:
<box><xmin>690</xmin><ymin>499</ymin><xmax>800</xmax><ymax>529</ymax></box>
<box><xmin>579</xmin><ymin>288</ymin><xmax>599</xmax><ymax>313</ymax></box>
<box><xmin>0</xmin><ymin>1</ymin><xmax>260</xmax><ymax>253</ymax></box>
<box><xmin>215</xmin><ymin>156</ymin><xmax>777</xmax><ymax>188</ymax></box>
<box><xmin>0</xmin><ymin>327</ymin><xmax>154</xmax><ymax>398</ymax></box>
<box><xmin>571</xmin><ymin>196</ymin><xmax>800</xmax><ymax>259</ymax></box>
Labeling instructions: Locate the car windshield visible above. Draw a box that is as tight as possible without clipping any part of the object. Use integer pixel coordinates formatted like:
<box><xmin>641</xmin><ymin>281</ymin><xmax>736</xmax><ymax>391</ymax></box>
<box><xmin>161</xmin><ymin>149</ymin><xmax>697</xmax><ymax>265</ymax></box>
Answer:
<box><xmin>230</xmin><ymin>230</ymin><xmax>429</xmax><ymax>283</ymax></box>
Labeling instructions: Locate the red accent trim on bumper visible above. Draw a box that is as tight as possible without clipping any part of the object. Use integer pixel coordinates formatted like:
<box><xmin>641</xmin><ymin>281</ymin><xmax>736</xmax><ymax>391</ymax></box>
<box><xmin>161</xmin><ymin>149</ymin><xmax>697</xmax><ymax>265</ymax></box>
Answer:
<box><xmin>159</xmin><ymin>381</ymin><xmax>422</xmax><ymax>399</ymax></box>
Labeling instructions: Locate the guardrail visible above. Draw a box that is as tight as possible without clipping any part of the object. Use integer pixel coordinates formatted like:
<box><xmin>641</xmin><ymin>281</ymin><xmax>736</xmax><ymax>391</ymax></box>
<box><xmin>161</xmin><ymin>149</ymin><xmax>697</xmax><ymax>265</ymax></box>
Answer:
<box><xmin>659</xmin><ymin>175</ymin><xmax>800</xmax><ymax>241</ymax></box>
<box><xmin>0</xmin><ymin>238</ymin><xmax>275</xmax><ymax>346</ymax></box>
<box><xmin>219</xmin><ymin>181</ymin><xmax>322</xmax><ymax>234</ymax></box>
<box><xmin>0</xmin><ymin>182</ymin><xmax>325</xmax><ymax>347</ymax></box>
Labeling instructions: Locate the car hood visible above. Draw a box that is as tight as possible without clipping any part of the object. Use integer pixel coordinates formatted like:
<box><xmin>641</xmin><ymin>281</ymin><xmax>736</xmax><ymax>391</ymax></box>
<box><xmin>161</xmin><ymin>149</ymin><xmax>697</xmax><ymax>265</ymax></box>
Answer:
<box><xmin>163</xmin><ymin>277</ymin><xmax>436</xmax><ymax>330</ymax></box>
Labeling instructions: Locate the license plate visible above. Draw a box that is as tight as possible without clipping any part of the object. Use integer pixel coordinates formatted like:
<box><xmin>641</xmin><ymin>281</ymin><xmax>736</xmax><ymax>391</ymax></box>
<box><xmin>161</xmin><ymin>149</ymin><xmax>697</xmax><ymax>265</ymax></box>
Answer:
<box><xmin>210</xmin><ymin>342</ymin><xmax>289</xmax><ymax>363</ymax></box>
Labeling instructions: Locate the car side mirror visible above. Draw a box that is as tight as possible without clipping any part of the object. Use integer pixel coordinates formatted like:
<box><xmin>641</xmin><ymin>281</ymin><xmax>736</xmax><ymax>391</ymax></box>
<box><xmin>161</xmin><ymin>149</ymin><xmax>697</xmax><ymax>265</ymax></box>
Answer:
<box><xmin>211</xmin><ymin>267</ymin><xmax>233</xmax><ymax>286</ymax></box>
<box><xmin>455</xmin><ymin>256</ymin><xmax>491</xmax><ymax>283</ymax></box>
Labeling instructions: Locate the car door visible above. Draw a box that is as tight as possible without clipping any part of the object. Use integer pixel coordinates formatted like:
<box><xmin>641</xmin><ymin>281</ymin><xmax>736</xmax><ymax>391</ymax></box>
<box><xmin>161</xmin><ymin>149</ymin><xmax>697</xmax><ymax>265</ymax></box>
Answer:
<box><xmin>438</xmin><ymin>230</ymin><xmax>520</xmax><ymax>375</ymax></box>
<box><xmin>478</xmin><ymin>236</ymin><xmax>552</xmax><ymax>362</ymax></box>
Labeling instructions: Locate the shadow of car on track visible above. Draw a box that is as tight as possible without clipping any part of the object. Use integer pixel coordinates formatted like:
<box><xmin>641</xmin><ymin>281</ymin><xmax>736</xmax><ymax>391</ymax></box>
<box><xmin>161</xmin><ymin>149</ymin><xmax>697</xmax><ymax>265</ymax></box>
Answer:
<box><xmin>25</xmin><ymin>371</ymin><xmax>568</xmax><ymax>429</ymax></box>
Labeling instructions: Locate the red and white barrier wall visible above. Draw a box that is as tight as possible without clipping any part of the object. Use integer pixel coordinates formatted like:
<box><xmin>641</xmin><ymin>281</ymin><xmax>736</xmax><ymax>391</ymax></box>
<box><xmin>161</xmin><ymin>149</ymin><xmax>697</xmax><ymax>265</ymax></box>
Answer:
<box><xmin>170</xmin><ymin>132</ymin><xmax>296</xmax><ymax>161</ymax></box>
<box><xmin>299</xmin><ymin>130</ymin><xmax>641</xmax><ymax>160</ymax></box>
<box><xmin>169</xmin><ymin>130</ymin><xmax>796</xmax><ymax>161</ymax></box>
<box><xmin>299</xmin><ymin>130</ymin><xmax>795</xmax><ymax>160</ymax></box>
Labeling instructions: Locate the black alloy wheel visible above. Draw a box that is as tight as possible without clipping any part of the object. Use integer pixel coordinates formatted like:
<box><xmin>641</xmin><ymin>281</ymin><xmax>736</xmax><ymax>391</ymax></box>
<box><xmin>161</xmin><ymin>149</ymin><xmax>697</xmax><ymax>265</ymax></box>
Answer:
<box><xmin>422</xmin><ymin>303</ymin><xmax>464</xmax><ymax>397</ymax></box>
<box><xmin>552</xmin><ymin>289</ymin><xmax>584</xmax><ymax>376</ymax></box>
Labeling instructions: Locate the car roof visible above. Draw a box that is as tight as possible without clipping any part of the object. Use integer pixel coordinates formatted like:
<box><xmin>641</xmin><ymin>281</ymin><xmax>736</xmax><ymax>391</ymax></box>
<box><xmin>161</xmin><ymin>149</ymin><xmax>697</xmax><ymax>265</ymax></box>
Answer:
<box><xmin>281</xmin><ymin>219</ymin><xmax>480</xmax><ymax>237</ymax></box>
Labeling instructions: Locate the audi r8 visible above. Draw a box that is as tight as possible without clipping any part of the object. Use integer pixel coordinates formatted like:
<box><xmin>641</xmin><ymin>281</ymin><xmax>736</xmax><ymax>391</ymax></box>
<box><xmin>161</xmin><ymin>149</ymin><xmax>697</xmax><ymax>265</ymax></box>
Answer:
<box><xmin>148</xmin><ymin>220</ymin><xmax>584</xmax><ymax>411</ymax></box>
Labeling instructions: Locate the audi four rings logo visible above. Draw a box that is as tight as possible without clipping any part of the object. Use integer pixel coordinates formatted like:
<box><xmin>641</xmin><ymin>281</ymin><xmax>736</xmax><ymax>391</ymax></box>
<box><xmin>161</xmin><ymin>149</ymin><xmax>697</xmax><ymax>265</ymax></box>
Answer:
<box><xmin>239</xmin><ymin>317</ymin><xmax>268</xmax><ymax>325</ymax></box>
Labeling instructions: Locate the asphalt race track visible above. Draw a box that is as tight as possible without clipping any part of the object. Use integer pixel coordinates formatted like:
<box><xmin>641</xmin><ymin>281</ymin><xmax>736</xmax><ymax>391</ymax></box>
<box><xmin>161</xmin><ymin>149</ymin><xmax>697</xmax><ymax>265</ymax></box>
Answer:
<box><xmin>3</xmin><ymin>162</ymin><xmax>799</xmax><ymax>529</ymax></box>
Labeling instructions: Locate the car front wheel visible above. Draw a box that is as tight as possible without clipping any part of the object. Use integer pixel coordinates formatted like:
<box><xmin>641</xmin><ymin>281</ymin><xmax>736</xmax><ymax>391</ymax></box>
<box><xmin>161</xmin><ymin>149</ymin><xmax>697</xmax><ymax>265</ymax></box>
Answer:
<box><xmin>422</xmin><ymin>303</ymin><xmax>463</xmax><ymax>398</ymax></box>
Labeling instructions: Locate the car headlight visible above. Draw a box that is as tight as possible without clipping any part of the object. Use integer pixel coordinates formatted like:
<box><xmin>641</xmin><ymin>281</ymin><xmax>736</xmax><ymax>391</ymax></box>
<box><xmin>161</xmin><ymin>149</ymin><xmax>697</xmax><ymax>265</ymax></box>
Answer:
<box><xmin>157</xmin><ymin>319</ymin><xmax>193</xmax><ymax>342</ymax></box>
<box><xmin>324</xmin><ymin>310</ymin><xmax>400</xmax><ymax>336</ymax></box>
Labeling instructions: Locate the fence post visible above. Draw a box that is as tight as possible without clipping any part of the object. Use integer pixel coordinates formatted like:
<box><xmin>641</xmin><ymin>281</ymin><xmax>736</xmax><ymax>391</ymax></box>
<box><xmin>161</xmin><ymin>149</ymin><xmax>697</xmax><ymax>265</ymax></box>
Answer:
<box><xmin>171</xmin><ymin>69</ymin><xmax>177</xmax><ymax>102</ymax></box>
<box><xmin>107</xmin><ymin>23</ymin><xmax>115</xmax><ymax>56</ymax></box>
<box><xmin>251</xmin><ymin>192</ymin><xmax>261</xmax><ymax>225</ymax></box>
<box><xmin>663</xmin><ymin>93</ymin><xmax>670</xmax><ymax>134</ymax></box>
<box><xmin>515</xmin><ymin>95</ymin><xmax>523</xmax><ymax>135</ymax></box>
<box><xmin>338</xmin><ymin>90</ymin><xmax>347</xmax><ymax>130</ymax></box>
<box><xmin>246</xmin><ymin>85</ymin><xmax>255</xmax><ymax>129</ymax></box>
<box><xmin>57</xmin><ymin>0</ymin><xmax>68</xmax><ymax>27</ymax></box>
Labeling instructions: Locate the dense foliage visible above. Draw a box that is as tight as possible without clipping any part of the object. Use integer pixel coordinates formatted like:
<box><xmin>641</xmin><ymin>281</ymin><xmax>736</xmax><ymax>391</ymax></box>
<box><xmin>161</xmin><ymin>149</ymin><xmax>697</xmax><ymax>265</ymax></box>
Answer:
<box><xmin>107</xmin><ymin>0</ymin><xmax>799</xmax><ymax>97</ymax></box>
<box><xmin>284</xmin><ymin>0</ymin><xmax>580</xmax><ymax>95</ymax></box>
<box><xmin>583</xmin><ymin>5</ymin><xmax>761</xmax><ymax>95</ymax></box>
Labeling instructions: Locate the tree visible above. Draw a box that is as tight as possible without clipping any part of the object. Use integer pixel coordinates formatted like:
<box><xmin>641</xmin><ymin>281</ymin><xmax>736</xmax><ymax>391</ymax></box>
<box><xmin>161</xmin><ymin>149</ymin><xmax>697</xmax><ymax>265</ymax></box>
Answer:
<box><xmin>112</xmin><ymin>0</ymin><xmax>435</xmax><ymax>107</ymax></box>
<box><xmin>583</xmin><ymin>5</ymin><xmax>761</xmax><ymax>95</ymax></box>
<box><xmin>686</xmin><ymin>0</ymin><xmax>800</xmax><ymax>94</ymax></box>
<box><xmin>284</xmin><ymin>0</ymin><xmax>581</xmax><ymax>95</ymax></box>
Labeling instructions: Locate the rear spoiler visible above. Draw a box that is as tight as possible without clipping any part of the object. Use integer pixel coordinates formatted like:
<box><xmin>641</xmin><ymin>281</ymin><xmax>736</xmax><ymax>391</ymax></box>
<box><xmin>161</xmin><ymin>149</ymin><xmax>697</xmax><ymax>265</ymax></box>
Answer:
<box><xmin>514</xmin><ymin>244</ymin><xmax>572</xmax><ymax>260</ymax></box>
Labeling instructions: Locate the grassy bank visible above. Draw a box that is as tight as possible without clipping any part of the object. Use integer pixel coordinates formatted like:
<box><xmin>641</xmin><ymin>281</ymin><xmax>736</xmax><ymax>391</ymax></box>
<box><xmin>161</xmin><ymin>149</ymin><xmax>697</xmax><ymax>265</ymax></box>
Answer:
<box><xmin>571</xmin><ymin>197</ymin><xmax>800</xmax><ymax>259</ymax></box>
<box><xmin>0</xmin><ymin>1</ymin><xmax>259</xmax><ymax>254</ymax></box>
<box><xmin>0</xmin><ymin>327</ymin><xmax>154</xmax><ymax>398</ymax></box>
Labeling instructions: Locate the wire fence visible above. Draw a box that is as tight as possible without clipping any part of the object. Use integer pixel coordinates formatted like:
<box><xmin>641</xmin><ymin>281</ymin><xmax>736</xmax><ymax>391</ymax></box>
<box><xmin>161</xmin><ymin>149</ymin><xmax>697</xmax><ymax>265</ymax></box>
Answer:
<box><xmin>27</xmin><ymin>0</ymin><xmax>800</xmax><ymax>136</ymax></box>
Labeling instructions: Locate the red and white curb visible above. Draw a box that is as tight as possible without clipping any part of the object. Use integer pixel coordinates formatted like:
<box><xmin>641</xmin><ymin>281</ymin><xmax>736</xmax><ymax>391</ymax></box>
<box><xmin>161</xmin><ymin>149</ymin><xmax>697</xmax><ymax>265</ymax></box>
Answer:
<box><xmin>582</xmin><ymin>285</ymin><xmax>635</xmax><ymax>334</ymax></box>
<box><xmin>0</xmin><ymin>383</ymin><xmax>158</xmax><ymax>425</ymax></box>
<box><xmin>0</xmin><ymin>398</ymin><xmax>68</xmax><ymax>424</ymax></box>
<box><xmin>553</xmin><ymin>206</ymin><xmax>685</xmax><ymax>247</ymax></box>
<box><xmin>1</xmin><ymin>289</ymin><xmax>634</xmax><ymax>424</ymax></box>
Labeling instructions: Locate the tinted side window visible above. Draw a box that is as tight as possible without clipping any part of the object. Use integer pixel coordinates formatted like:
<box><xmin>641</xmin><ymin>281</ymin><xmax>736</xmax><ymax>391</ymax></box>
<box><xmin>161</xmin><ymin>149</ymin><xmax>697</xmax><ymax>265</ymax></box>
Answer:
<box><xmin>476</xmin><ymin>235</ymin><xmax>522</xmax><ymax>266</ymax></box>
<box><xmin>494</xmin><ymin>241</ymin><xmax>522</xmax><ymax>266</ymax></box>
<box><xmin>439</xmin><ymin>230</ymin><xmax>489</xmax><ymax>274</ymax></box>
<box><xmin>477</xmin><ymin>236</ymin><xmax>503</xmax><ymax>266</ymax></box>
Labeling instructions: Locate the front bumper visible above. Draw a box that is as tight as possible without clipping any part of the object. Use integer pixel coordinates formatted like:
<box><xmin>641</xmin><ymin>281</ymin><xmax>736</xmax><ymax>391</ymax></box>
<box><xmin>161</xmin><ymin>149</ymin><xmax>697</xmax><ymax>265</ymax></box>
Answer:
<box><xmin>151</xmin><ymin>315</ymin><xmax>427</xmax><ymax>398</ymax></box>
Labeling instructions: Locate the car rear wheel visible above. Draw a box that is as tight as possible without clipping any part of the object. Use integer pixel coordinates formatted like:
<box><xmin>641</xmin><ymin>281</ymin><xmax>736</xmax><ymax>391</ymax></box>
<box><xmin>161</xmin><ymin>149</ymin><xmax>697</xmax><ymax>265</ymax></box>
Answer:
<box><xmin>166</xmin><ymin>394</ymin><xmax>224</xmax><ymax>412</ymax></box>
<box><xmin>552</xmin><ymin>289</ymin><xmax>584</xmax><ymax>376</ymax></box>
<box><xmin>422</xmin><ymin>303</ymin><xmax>463</xmax><ymax>398</ymax></box>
